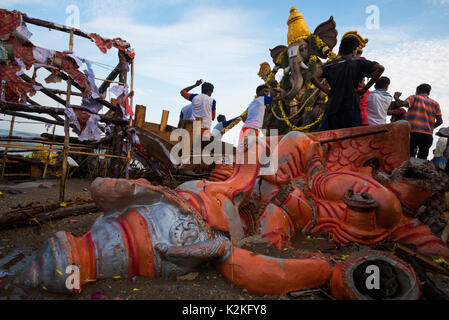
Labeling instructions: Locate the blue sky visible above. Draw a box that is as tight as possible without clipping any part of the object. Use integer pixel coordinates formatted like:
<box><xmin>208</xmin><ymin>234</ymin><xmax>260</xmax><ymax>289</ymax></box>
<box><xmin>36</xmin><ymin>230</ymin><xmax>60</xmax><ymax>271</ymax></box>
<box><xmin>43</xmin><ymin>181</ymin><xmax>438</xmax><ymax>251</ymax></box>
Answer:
<box><xmin>1</xmin><ymin>0</ymin><xmax>449</xmax><ymax>145</ymax></box>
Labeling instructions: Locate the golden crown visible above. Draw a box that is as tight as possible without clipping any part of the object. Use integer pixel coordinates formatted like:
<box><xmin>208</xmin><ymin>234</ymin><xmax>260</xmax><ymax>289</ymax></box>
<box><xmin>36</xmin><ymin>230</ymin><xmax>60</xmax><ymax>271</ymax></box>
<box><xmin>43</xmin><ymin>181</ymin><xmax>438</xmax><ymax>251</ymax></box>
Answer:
<box><xmin>287</xmin><ymin>7</ymin><xmax>311</xmax><ymax>45</ymax></box>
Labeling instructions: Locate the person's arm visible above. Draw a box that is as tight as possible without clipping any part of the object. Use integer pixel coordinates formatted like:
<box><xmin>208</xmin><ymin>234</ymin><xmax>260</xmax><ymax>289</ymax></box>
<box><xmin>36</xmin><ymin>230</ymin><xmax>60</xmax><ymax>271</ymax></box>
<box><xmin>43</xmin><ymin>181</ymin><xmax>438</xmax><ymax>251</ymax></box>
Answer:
<box><xmin>272</xmin><ymin>88</ymin><xmax>287</xmax><ymax>102</ymax></box>
<box><xmin>358</xmin><ymin>64</ymin><xmax>385</xmax><ymax>96</ymax></box>
<box><xmin>435</xmin><ymin>115</ymin><xmax>443</xmax><ymax>129</ymax></box>
<box><xmin>180</xmin><ymin>80</ymin><xmax>203</xmax><ymax>100</ymax></box>
<box><xmin>212</xmin><ymin>101</ymin><xmax>216</xmax><ymax>121</ymax></box>
<box><xmin>311</xmin><ymin>66</ymin><xmax>331</xmax><ymax>96</ymax></box>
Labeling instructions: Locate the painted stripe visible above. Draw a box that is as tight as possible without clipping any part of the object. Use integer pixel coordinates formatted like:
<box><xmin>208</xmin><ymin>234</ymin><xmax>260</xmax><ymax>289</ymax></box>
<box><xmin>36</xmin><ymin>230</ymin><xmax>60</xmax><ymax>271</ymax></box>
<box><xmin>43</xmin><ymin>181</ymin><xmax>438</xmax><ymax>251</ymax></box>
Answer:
<box><xmin>116</xmin><ymin>216</ymin><xmax>138</xmax><ymax>278</ymax></box>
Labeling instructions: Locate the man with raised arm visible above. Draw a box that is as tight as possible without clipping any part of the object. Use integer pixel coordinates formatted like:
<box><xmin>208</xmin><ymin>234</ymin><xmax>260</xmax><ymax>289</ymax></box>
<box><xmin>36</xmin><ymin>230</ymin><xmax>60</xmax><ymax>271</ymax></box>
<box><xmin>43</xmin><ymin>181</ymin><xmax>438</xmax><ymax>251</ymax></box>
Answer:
<box><xmin>180</xmin><ymin>79</ymin><xmax>216</xmax><ymax>137</ymax></box>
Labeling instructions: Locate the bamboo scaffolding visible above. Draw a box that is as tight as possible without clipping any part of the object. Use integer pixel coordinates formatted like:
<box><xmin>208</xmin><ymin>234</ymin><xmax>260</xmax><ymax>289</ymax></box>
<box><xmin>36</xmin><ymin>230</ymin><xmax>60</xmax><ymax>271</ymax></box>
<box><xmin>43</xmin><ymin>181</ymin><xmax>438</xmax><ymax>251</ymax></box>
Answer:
<box><xmin>0</xmin><ymin>10</ymin><xmax>134</xmax><ymax>183</ymax></box>
<box><xmin>2</xmin><ymin>110</ymin><xmax>64</xmax><ymax>126</ymax></box>
<box><xmin>0</xmin><ymin>145</ymin><xmax>127</xmax><ymax>159</ymax></box>
<box><xmin>126</xmin><ymin>58</ymin><xmax>135</xmax><ymax>179</ymax></box>
<box><xmin>0</xmin><ymin>138</ymin><xmax>91</xmax><ymax>149</ymax></box>
<box><xmin>59</xmin><ymin>30</ymin><xmax>74</xmax><ymax>202</ymax></box>
<box><xmin>98</xmin><ymin>64</ymin><xmax>121</xmax><ymax>94</ymax></box>
<box><xmin>20</xmin><ymin>74</ymin><xmax>67</xmax><ymax>106</ymax></box>
<box><xmin>48</xmin><ymin>68</ymin><xmax>116</xmax><ymax>111</ymax></box>
<box><xmin>47</xmin><ymin>89</ymin><xmax>83</xmax><ymax>97</ymax></box>
<box><xmin>95</xmin><ymin>77</ymin><xmax>126</xmax><ymax>85</ymax></box>
<box><xmin>26</xmin><ymin>97</ymin><xmax>64</xmax><ymax>122</ymax></box>
<box><xmin>0</xmin><ymin>115</ymin><xmax>15</xmax><ymax>179</ymax></box>
<box><xmin>0</xmin><ymin>100</ymin><xmax>129</xmax><ymax>125</ymax></box>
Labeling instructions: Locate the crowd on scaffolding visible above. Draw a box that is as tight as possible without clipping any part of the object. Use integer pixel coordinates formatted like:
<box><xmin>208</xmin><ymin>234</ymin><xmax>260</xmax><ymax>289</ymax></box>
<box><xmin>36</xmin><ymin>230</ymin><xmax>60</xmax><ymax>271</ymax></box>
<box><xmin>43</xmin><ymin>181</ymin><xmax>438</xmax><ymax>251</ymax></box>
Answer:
<box><xmin>178</xmin><ymin>36</ymin><xmax>445</xmax><ymax>165</ymax></box>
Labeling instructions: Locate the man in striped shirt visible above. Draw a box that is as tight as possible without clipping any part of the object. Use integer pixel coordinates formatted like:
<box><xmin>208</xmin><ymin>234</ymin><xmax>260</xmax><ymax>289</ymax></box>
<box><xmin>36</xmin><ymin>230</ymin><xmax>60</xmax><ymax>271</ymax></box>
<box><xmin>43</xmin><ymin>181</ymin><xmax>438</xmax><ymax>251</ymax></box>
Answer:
<box><xmin>397</xmin><ymin>84</ymin><xmax>443</xmax><ymax>159</ymax></box>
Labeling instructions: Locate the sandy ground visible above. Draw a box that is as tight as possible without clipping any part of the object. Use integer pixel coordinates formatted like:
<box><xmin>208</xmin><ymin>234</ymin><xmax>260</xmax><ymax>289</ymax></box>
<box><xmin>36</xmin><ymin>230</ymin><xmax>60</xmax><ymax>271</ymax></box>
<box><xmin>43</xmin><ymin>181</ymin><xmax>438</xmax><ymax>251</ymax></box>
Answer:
<box><xmin>0</xmin><ymin>178</ymin><xmax>449</xmax><ymax>301</ymax></box>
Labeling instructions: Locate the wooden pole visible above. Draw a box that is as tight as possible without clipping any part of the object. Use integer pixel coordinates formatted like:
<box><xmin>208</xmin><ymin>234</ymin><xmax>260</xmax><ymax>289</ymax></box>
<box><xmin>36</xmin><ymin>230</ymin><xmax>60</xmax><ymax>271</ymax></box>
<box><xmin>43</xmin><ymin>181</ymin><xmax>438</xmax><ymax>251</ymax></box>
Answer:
<box><xmin>134</xmin><ymin>105</ymin><xmax>147</xmax><ymax>128</ymax></box>
<box><xmin>1</xmin><ymin>110</ymin><xmax>64</xmax><ymax>126</ymax></box>
<box><xmin>22</xmin><ymin>14</ymin><xmax>93</xmax><ymax>40</ymax></box>
<box><xmin>126</xmin><ymin>59</ymin><xmax>135</xmax><ymax>179</ymax></box>
<box><xmin>98</xmin><ymin>63</ymin><xmax>121</xmax><ymax>95</ymax></box>
<box><xmin>160</xmin><ymin>110</ymin><xmax>170</xmax><ymax>132</ymax></box>
<box><xmin>42</xmin><ymin>123</ymin><xmax>57</xmax><ymax>178</ymax></box>
<box><xmin>44</xmin><ymin>94</ymin><xmax>61</xmax><ymax>179</ymax></box>
<box><xmin>111</xmin><ymin>50</ymin><xmax>128</xmax><ymax>178</ymax></box>
<box><xmin>59</xmin><ymin>31</ymin><xmax>74</xmax><ymax>203</ymax></box>
<box><xmin>0</xmin><ymin>100</ymin><xmax>128</xmax><ymax>125</ymax></box>
<box><xmin>1</xmin><ymin>116</ymin><xmax>15</xmax><ymax>179</ymax></box>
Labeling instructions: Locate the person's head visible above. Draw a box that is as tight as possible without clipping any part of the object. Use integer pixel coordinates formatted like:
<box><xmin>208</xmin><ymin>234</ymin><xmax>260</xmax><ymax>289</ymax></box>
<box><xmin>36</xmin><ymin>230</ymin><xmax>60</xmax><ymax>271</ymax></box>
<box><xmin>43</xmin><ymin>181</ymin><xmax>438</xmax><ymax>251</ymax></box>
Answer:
<box><xmin>375</xmin><ymin>77</ymin><xmax>391</xmax><ymax>90</ymax></box>
<box><xmin>201</xmin><ymin>82</ymin><xmax>214</xmax><ymax>96</ymax></box>
<box><xmin>416</xmin><ymin>83</ymin><xmax>431</xmax><ymax>95</ymax></box>
<box><xmin>217</xmin><ymin>114</ymin><xmax>226</xmax><ymax>123</ymax></box>
<box><xmin>256</xmin><ymin>85</ymin><xmax>270</xmax><ymax>97</ymax></box>
<box><xmin>359</xmin><ymin>78</ymin><xmax>366</xmax><ymax>87</ymax></box>
<box><xmin>338</xmin><ymin>36</ymin><xmax>361</xmax><ymax>56</ymax></box>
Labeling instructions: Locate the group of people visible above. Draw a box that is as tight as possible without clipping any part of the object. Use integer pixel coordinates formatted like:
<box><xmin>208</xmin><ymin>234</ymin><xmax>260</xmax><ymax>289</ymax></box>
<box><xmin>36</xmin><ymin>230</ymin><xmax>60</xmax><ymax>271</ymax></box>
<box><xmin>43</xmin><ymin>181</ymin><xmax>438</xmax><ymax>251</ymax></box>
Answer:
<box><xmin>178</xmin><ymin>36</ymin><xmax>443</xmax><ymax>160</ymax></box>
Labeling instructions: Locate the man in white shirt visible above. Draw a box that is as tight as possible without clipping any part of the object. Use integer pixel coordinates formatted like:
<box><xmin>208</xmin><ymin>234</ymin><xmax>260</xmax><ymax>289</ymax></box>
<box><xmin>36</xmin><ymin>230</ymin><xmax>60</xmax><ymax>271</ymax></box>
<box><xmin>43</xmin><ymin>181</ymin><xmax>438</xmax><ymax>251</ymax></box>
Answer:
<box><xmin>180</xmin><ymin>80</ymin><xmax>216</xmax><ymax>137</ymax></box>
<box><xmin>177</xmin><ymin>104</ymin><xmax>194</xmax><ymax>128</ymax></box>
<box><xmin>366</xmin><ymin>77</ymin><xmax>396</xmax><ymax>125</ymax></box>
<box><xmin>241</xmin><ymin>85</ymin><xmax>284</xmax><ymax>138</ymax></box>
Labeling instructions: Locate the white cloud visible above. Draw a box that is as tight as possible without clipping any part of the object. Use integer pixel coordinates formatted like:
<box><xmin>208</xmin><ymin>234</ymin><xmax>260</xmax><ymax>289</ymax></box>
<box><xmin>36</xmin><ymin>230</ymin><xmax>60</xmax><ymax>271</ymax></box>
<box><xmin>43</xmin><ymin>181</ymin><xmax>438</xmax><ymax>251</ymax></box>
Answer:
<box><xmin>81</xmin><ymin>6</ymin><xmax>270</xmax><ymax>126</ymax></box>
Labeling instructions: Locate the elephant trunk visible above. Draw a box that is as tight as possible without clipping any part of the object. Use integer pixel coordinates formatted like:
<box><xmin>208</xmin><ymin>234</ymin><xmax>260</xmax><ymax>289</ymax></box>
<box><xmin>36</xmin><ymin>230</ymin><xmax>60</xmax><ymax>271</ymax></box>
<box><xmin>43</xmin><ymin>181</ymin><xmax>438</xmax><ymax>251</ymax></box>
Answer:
<box><xmin>284</xmin><ymin>58</ymin><xmax>305</xmax><ymax>101</ymax></box>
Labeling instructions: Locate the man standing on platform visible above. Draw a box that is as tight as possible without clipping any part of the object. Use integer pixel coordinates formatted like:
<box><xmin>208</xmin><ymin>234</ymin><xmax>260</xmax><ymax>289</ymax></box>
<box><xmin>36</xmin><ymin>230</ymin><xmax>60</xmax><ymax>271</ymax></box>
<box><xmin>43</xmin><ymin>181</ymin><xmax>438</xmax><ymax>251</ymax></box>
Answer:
<box><xmin>311</xmin><ymin>37</ymin><xmax>385</xmax><ymax>131</ymax></box>
<box><xmin>180</xmin><ymin>80</ymin><xmax>216</xmax><ymax>137</ymax></box>
<box><xmin>395</xmin><ymin>84</ymin><xmax>443</xmax><ymax>159</ymax></box>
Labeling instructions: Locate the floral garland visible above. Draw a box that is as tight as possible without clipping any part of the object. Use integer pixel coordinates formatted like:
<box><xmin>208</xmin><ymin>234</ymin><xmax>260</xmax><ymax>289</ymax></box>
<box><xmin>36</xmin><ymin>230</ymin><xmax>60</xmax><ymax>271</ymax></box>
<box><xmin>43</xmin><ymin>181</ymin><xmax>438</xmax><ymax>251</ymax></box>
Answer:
<box><xmin>275</xmin><ymin>98</ymin><xmax>324</xmax><ymax>132</ymax></box>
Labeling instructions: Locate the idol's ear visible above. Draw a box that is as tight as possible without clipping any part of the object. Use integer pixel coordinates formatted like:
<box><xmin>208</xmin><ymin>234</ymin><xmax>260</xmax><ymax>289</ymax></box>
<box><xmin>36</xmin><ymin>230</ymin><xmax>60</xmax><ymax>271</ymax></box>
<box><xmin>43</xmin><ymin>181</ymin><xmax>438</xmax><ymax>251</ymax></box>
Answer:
<box><xmin>270</xmin><ymin>45</ymin><xmax>288</xmax><ymax>68</ymax></box>
<box><xmin>313</xmin><ymin>16</ymin><xmax>338</xmax><ymax>50</ymax></box>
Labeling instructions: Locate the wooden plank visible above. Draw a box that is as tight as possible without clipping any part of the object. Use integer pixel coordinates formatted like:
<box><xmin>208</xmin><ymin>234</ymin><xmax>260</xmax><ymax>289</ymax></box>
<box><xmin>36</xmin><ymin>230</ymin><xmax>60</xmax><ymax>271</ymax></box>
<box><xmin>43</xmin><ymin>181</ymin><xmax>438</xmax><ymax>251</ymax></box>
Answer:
<box><xmin>134</xmin><ymin>105</ymin><xmax>147</xmax><ymax>128</ymax></box>
<box><xmin>3</xmin><ymin>173</ymin><xmax>31</xmax><ymax>177</ymax></box>
<box><xmin>160</xmin><ymin>110</ymin><xmax>170</xmax><ymax>132</ymax></box>
<box><xmin>0</xmin><ymin>100</ymin><xmax>129</xmax><ymax>125</ymax></box>
<box><xmin>1</xmin><ymin>115</ymin><xmax>15</xmax><ymax>179</ymax></box>
<box><xmin>22</xmin><ymin>14</ymin><xmax>92</xmax><ymax>40</ymax></box>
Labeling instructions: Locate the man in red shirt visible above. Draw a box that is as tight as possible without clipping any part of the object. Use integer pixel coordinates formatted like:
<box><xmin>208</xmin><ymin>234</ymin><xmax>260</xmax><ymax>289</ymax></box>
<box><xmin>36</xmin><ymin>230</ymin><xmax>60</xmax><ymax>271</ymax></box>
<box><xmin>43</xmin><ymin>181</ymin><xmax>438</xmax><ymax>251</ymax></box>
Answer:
<box><xmin>359</xmin><ymin>78</ymin><xmax>370</xmax><ymax>126</ymax></box>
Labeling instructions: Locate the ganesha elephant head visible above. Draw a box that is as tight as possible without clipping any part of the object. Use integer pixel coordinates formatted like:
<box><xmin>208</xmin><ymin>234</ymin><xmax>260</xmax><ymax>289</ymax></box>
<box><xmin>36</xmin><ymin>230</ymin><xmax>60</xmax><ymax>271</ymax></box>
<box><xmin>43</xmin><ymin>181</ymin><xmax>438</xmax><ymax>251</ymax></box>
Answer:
<box><xmin>269</xmin><ymin>7</ymin><xmax>338</xmax><ymax>102</ymax></box>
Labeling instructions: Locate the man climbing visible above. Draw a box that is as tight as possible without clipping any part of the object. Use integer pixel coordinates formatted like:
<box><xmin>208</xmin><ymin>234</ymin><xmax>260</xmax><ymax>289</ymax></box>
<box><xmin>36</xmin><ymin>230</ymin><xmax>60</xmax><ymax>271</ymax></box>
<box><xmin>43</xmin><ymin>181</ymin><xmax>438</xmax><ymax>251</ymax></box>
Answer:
<box><xmin>180</xmin><ymin>79</ymin><xmax>216</xmax><ymax>137</ymax></box>
<box><xmin>211</xmin><ymin>114</ymin><xmax>238</xmax><ymax>138</ymax></box>
<box><xmin>311</xmin><ymin>36</ymin><xmax>385</xmax><ymax>131</ymax></box>
<box><xmin>241</xmin><ymin>85</ymin><xmax>285</xmax><ymax>138</ymax></box>
<box><xmin>366</xmin><ymin>77</ymin><xmax>400</xmax><ymax>125</ymax></box>
<box><xmin>395</xmin><ymin>84</ymin><xmax>443</xmax><ymax>159</ymax></box>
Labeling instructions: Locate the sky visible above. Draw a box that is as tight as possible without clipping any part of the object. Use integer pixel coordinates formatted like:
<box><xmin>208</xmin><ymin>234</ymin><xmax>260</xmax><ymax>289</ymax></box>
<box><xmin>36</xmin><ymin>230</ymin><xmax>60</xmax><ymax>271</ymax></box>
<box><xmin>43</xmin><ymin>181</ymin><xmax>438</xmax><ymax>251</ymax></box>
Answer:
<box><xmin>1</xmin><ymin>0</ymin><xmax>449</xmax><ymax>147</ymax></box>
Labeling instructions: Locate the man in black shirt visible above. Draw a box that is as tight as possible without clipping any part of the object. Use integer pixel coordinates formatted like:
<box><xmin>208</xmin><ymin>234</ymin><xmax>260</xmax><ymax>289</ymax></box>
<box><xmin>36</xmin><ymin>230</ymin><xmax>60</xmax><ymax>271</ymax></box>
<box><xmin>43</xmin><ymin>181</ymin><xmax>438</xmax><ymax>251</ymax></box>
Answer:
<box><xmin>311</xmin><ymin>36</ymin><xmax>385</xmax><ymax>130</ymax></box>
